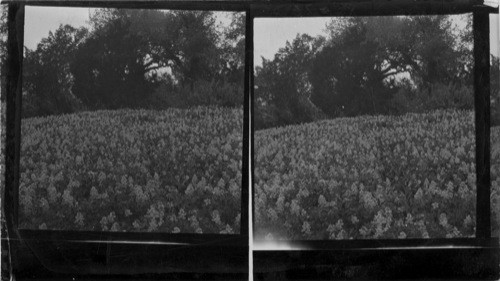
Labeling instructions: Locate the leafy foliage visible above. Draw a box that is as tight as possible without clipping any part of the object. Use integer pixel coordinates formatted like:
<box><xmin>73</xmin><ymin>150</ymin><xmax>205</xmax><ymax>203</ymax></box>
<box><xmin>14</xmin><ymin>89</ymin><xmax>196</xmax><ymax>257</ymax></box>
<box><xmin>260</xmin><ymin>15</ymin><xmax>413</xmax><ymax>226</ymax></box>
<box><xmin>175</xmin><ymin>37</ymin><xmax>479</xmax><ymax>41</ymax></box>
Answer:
<box><xmin>22</xmin><ymin>25</ymin><xmax>88</xmax><ymax>117</ymax></box>
<box><xmin>255</xmin><ymin>34</ymin><xmax>326</xmax><ymax>129</ymax></box>
<box><xmin>20</xmin><ymin>10</ymin><xmax>244</xmax><ymax>115</ymax></box>
<box><xmin>256</xmin><ymin>15</ymin><xmax>475</xmax><ymax>128</ymax></box>
<box><xmin>218</xmin><ymin>12</ymin><xmax>246</xmax><ymax>84</ymax></box>
<box><xmin>70</xmin><ymin>10</ymin><xmax>161</xmax><ymax>109</ymax></box>
<box><xmin>151</xmin><ymin>79</ymin><xmax>243</xmax><ymax>109</ymax></box>
<box><xmin>19</xmin><ymin>107</ymin><xmax>242</xmax><ymax>233</ymax></box>
<box><xmin>391</xmin><ymin>82</ymin><xmax>474</xmax><ymax>114</ymax></box>
<box><xmin>401</xmin><ymin>16</ymin><xmax>470</xmax><ymax>87</ymax></box>
<box><xmin>311</xmin><ymin>17</ymin><xmax>413</xmax><ymax>118</ymax></box>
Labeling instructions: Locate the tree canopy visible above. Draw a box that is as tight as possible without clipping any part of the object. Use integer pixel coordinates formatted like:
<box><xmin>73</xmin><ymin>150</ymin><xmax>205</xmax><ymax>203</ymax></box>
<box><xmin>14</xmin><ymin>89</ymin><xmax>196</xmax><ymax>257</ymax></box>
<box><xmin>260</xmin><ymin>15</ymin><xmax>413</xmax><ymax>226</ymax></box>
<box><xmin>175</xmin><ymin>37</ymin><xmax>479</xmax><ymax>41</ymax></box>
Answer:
<box><xmin>19</xmin><ymin>9</ymin><xmax>245</xmax><ymax>116</ymax></box>
<box><xmin>23</xmin><ymin>25</ymin><xmax>88</xmax><ymax>116</ymax></box>
<box><xmin>254</xmin><ymin>15</ymin><xmax>483</xmax><ymax>129</ymax></box>
<box><xmin>3</xmin><ymin>10</ymin><xmax>498</xmax><ymax>123</ymax></box>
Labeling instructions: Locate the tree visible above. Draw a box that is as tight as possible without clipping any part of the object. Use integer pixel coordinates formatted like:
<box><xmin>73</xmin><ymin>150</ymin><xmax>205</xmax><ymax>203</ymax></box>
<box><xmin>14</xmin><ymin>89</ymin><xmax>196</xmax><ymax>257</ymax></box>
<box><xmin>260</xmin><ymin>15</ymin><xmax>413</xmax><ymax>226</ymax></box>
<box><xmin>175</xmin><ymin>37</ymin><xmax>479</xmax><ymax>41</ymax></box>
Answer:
<box><xmin>70</xmin><ymin>10</ymin><xmax>158</xmax><ymax>109</ymax></box>
<box><xmin>22</xmin><ymin>24</ymin><xmax>88</xmax><ymax>116</ymax></box>
<box><xmin>71</xmin><ymin>9</ymin><xmax>223</xmax><ymax>109</ymax></box>
<box><xmin>255</xmin><ymin>34</ymin><xmax>325</xmax><ymax>128</ymax></box>
<box><xmin>128</xmin><ymin>9</ymin><xmax>223</xmax><ymax>84</ymax></box>
<box><xmin>310</xmin><ymin>17</ymin><xmax>404</xmax><ymax>117</ymax></box>
<box><xmin>456</xmin><ymin>14</ymin><xmax>474</xmax><ymax>85</ymax></box>
<box><xmin>309</xmin><ymin>15</ymin><xmax>470</xmax><ymax>118</ymax></box>
<box><xmin>171</xmin><ymin>10</ymin><xmax>221</xmax><ymax>85</ymax></box>
<box><xmin>401</xmin><ymin>16</ymin><xmax>468</xmax><ymax>88</ymax></box>
<box><xmin>218</xmin><ymin>12</ymin><xmax>246</xmax><ymax>84</ymax></box>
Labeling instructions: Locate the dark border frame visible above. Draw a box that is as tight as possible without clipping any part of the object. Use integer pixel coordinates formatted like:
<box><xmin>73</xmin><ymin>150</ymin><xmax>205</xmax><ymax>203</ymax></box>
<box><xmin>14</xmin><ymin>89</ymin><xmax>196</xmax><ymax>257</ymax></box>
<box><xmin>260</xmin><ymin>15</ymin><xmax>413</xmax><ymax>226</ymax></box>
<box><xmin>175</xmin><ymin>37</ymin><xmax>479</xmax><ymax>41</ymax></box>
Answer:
<box><xmin>2</xmin><ymin>0</ymin><xmax>499</xmax><ymax>279</ymax></box>
<box><xmin>248</xmin><ymin>1</ymin><xmax>499</xmax><ymax>280</ymax></box>
<box><xmin>3</xmin><ymin>2</ymin><xmax>250</xmax><ymax>278</ymax></box>
<box><xmin>251</xmin><ymin>5</ymin><xmax>494</xmax><ymax>246</ymax></box>
<box><xmin>1</xmin><ymin>0</ymin><xmax>498</xmax><ymax>14</ymax></box>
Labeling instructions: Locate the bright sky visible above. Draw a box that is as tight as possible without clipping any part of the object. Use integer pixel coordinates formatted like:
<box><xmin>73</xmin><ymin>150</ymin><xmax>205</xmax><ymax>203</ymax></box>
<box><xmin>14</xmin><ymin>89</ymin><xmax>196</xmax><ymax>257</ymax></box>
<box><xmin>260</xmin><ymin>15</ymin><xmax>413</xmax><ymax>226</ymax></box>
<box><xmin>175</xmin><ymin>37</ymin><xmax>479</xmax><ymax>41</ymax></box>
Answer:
<box><xmin>253</xmin><ymin>17</ymin><xmax>330</xmax><ymax>65</ymax></box>
<box><xmin>24</xmin><ymin>7</ymin><xmax>500</xmax><ymax>67</ymax></box>
<box><xmin>24</xmin><ymin>7</ymin><xmax>94</xmax><ymax>49</ymax></box>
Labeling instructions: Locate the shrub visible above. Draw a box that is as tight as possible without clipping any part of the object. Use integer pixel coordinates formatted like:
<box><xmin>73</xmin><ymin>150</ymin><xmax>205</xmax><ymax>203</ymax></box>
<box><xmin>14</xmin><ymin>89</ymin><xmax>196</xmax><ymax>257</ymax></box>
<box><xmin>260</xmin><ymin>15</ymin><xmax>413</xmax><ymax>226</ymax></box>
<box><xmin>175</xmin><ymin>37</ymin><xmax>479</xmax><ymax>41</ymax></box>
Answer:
<box><xmin>151</xmin><ymin>80</ymin><xmax>243</xmax><ymax>109</ymax></box>
<box><xmin>427</xmin><ymin>83</ymin><xmax>474</xmax><ymax>110</ymax></box>
<box><xmin>254</xmin><ymin>92</ymin><xmax>327</xmax><ymax>130</ymax></box>
<box><xmin>391</xmin><ymin>83</ymin><xmax>474</xmax><ymax>114</ymax></box>
<box><xmin>254</xmin><ymin>100</ymin><xmax>281</xmax><ymax>130</ymax></box>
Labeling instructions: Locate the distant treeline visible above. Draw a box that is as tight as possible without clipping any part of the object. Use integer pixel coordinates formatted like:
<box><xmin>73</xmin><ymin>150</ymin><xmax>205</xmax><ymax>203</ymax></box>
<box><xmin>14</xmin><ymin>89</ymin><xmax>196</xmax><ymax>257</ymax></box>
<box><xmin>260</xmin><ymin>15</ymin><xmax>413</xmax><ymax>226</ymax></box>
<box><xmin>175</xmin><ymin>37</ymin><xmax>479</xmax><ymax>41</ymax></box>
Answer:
<box><xmin>0</xmin><ymin>10</ymin><xmax>498</xmax><ymax>124</ymax></box>
<box><xmin>254</xmin><ymin>16</ymin><xmax>500</xmax><ymax>129</ymax></box>
<box><xmin>1</xmin><ymin>8</ymin><xmax>246</xmax><ymax>117</ymax></box>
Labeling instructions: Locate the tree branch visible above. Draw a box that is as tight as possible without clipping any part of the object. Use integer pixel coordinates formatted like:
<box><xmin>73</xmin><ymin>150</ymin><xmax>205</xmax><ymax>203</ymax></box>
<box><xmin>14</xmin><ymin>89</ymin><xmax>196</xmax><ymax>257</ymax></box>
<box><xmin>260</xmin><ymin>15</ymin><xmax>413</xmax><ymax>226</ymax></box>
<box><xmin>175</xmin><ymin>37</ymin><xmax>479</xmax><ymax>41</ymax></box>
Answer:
<box><xmin>382</xmin><ymin>70</ymin><xmax>400</xmax><ymax>78</ymax></box>
<box><xmin>144</xmin><ymin>65</ymin><xmax>162</xmax><ymax>72</ymax></box>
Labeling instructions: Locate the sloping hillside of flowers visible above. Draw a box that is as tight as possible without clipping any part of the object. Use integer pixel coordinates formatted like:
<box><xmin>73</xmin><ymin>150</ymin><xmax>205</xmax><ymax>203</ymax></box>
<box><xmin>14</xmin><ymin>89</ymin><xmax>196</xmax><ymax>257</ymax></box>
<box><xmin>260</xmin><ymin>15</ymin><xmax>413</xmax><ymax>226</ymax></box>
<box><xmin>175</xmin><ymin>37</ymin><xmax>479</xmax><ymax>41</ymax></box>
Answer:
<box><xmin>19</xmin><ymin>107</ymin><xmax>243</xmax><ymax>233</ymax></box>
<box><xmin>492</xmin><ymin>126</ymin><xmax>500</xmax><ymax>238</ymax></box>
<box><xmin>255</xmin><ymin>109</ymin><xmax>500</xmax><ymax>240</ymax></box>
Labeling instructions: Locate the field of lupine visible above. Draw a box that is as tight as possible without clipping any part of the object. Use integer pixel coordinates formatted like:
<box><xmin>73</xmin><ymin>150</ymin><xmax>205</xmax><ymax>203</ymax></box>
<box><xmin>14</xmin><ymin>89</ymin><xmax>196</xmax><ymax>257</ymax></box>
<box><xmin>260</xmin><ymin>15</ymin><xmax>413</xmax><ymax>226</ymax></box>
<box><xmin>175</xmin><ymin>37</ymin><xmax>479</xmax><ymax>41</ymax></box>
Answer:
<box><xmin>254</xmin><ymin>109</ymin><xmax>500</xmax><ymax>240</ymax></box>
<box><xmin>9</xmin><ymin>106</ymin><xmax>500</xmax><ymax>238</ymax></box>
<box><xmin>19</xmin><ymin>107</ymin><xmax>243</xmax><ymax>233</ymax></box>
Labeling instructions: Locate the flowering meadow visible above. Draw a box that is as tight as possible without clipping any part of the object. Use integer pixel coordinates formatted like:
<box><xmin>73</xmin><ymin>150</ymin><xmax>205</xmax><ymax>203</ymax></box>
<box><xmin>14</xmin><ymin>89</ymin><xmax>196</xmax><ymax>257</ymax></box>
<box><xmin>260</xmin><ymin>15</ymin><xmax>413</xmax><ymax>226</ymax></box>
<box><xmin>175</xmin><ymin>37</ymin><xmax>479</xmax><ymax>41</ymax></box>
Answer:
<box><xmin>255</xmin><ymin>109</ymin><xmax>500</xmax><ymax>240</ymax></box>
<box><xmin>19</xmin><ymin>107</ymin><xmax>243</xmax><ymax>233</ymax></box>
<box><xmin>492</xmin><ymin>124</ymin><xmax>500</xmax><ymax>238</ymax></box>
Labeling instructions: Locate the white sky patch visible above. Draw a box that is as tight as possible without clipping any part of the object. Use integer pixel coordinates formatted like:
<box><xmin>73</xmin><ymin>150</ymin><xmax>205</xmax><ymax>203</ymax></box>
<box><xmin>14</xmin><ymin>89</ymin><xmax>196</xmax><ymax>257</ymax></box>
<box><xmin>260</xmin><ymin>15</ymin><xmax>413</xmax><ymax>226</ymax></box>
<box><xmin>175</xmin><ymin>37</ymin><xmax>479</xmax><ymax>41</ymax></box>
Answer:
<box><xmin>24</xmin><ymin>6</ymin><xmax>94</xmax><ymax>50</ymax></box>
<box><xmin>254</xmin><ymin>17</ymin><xmax>330</xmax><ymax>66</ymax></box>
<box><xmin>491</xmin><ymin>14</ymin><xmax>500</xmax><ymax>57</ymax></box>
